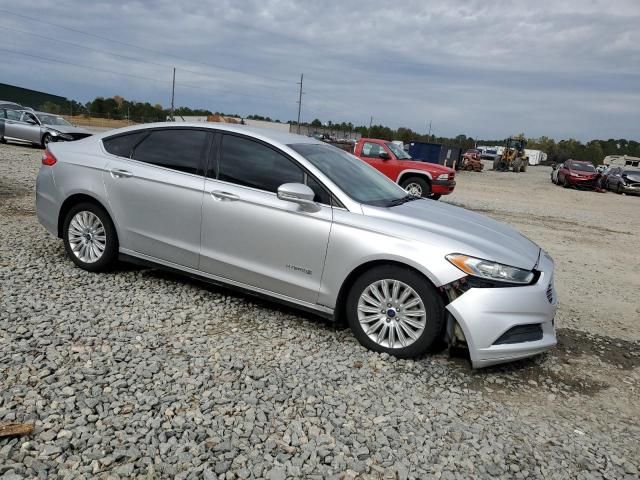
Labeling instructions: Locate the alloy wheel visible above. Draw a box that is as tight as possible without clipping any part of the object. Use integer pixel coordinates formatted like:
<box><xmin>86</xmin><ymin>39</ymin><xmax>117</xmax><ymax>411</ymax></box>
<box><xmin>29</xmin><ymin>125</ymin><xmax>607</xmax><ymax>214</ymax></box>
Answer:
<box><xmin>357</xmin><ymin>279</ymin><xmax>427</xmax><ymax>349</ymax></box>
<box><xmin>405</xmin><ymin>183</ymin><xmax>422</xmax><ymax>197</ymax></box>
<box><xmin>67</xmin><ymin>211</ymin><xmax>107</xmax><ymax>263</ymax></box>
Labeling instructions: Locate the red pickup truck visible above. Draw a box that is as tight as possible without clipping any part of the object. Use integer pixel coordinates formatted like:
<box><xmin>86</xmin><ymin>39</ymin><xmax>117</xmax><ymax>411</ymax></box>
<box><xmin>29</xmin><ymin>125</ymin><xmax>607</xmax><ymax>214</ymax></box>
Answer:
<box><xmin>350</xmin><ymin>138</ymin><xmax>456</xmax><ymax>199</ymax></box>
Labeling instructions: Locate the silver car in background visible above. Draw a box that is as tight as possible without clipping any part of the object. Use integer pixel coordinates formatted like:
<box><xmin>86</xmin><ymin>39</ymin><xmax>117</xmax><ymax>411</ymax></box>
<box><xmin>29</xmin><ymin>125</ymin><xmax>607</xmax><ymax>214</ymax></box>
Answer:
<box><xmin>36</xmin><ymin>123</ymin><xmax>557</xmax><ymax>368</ymax></box>
<box><xmin>1</xmin><ymin>109</ymin><xmax>91</xmax><ymax>147</ymax></box>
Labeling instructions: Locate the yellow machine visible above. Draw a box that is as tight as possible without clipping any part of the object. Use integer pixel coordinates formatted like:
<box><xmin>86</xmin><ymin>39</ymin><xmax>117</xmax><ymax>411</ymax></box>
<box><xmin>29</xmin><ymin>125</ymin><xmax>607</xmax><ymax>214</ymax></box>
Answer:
<box><xmin>493</xmin><ymin>136</ymin><xmax>528</xmax><ymax>172</ymax></box>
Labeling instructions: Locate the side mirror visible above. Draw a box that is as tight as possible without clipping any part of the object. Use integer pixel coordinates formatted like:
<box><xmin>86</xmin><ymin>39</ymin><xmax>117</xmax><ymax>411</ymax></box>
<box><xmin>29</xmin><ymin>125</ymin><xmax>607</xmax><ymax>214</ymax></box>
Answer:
<box><xmin>379</xmin><ymin>151</ymin><xmax>390</xmax><ymax>160</ymax></box>
<box><xmin>277</xmin><ymin>183</ymin><xmax>318</xmax><ymax>210</ymax></box>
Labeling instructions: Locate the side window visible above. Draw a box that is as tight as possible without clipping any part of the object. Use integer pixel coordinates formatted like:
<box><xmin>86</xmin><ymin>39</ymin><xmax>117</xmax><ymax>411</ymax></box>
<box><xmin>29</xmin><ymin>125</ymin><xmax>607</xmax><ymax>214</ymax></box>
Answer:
<box><xmin>103</xmin><ymin>131</ymin><xmax>148</xmax><ymax>158</ymax></box>
<box><xmin>306</xmin><ymin>175</ymin><xmax>331</xmax><ymax>205</ymax></box>
<box><xmin>6</xmin><ymin>110</ymin><xmax>21</xmax><ymax>121</ymax></box>
<box><xmin>132</xmin><ymin>129</ymin><xmax>209</xmax><ymax>175</ymax></box>
<box><xmin>218</xmin><ymin>134</ymin><xmax>304</xmax><ymax>192</ymax></box>
<box><xmin>22</xmin><ymin>112</ymin><xmax>38</xmax><ymax>124</ymax></box>
<box><xmin>361</xmin><ymin>142</ymin><xmax>382</xmax><ymax>158</ymax></box>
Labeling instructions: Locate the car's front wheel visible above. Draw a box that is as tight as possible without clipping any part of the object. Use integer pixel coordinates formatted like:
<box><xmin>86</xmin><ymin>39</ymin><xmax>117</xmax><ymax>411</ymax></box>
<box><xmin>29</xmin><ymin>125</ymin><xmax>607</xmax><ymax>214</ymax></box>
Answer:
<box><xmin>346</xmin><ymin>265</ymin><xmax>445</xmax><ymax>358</ymax></box>
<box><xmin>41</xmin><ymin>133</ymin><xmax>52</xmax><ymax>148</ymax></box>
<box><xmin>63</xmin><ymin>202</ymin><xmax>118</xmax><ymax>272</ymax></box>
<box><xmin>400</xmin><ymin>176</ymin><xmax>431</xmax><ymax>198</ymax></box>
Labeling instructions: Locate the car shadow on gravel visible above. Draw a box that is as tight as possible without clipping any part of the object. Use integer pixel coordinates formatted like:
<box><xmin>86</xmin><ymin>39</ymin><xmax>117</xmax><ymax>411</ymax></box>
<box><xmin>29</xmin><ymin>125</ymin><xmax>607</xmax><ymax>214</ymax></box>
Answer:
<box><xmin>139</xmin><ymin>267</ymin><xmax>348</xmax><ymax>331</ymax></box>
<box><xmin>449</xmin><ymin>328</ymin><xmax>640</xmax><ymax>397</ymax></box>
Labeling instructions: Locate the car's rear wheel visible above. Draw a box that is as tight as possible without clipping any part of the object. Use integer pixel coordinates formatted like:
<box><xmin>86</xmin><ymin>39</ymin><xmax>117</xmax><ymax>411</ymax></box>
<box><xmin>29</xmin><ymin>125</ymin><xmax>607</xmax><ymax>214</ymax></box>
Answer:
<box><xmin>62</xmin><ymin>202</ymin><xmax>117</xmax><ymax>272</ymax></box>
<box><xmin>616</xmin><ymin>183</ymin><xmax>623</xmax><ymax>195</ymax></box>
<box><xmin>346</xmin><ymin>265</ymin><xmax>445</xmax><ymax>358</ymax></box>
<box><xmin>400</xmin><ymin>176</ymin><xmax>431</xmax><ymax>198</ymax></box>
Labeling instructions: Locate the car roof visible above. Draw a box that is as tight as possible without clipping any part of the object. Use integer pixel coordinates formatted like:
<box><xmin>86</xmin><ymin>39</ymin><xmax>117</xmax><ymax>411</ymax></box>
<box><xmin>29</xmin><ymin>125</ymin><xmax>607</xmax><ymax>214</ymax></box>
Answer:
<box><xmin>100</xmin><ymin>122</ymin><xmax>324</xmax><ymax>147</ymax></box>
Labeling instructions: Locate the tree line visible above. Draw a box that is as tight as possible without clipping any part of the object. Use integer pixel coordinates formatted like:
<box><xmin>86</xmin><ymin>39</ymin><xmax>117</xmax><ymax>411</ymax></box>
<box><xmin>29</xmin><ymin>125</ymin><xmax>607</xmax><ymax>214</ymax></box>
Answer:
<box><xmin>38</xmin><ymin>96</ymin><xmax>638</xmax><ymax>165</ymax></box>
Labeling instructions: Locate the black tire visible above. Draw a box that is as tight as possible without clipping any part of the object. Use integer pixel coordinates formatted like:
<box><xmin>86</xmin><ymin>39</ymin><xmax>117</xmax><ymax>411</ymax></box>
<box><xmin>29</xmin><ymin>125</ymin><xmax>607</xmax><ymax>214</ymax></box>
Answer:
<box><xmin>400</xmin><ymin>176</ymin><xmax>431</xmax><ymax>198</ymax></box>
<box><xmin>616</xmin><ymin>183</ymin><xmax>623</xmax><ymax>195</ymax></box>
<box><xmin>346</xmin><ymin>265</ymin><xmax>445</xmax><ymax>358</ymax></box>
<box><xmin>62</xmin><ymin>202</ymin><xmax>118</xmax><ymax>272</ymax></box>
<box><xmin>430</xmin><ymin>194</ymin><xmax>441</xmax><ymax>201</ymax></box>
<box><xmin>0</xmin><ymin>136</ymin><xmax>6</xmax><ymax>144</ymax></box>
<box><xmin>41</xmin><ymin>133</ymin><xmax>52</xmax><ymax>149</ymax></box>
<box><xmin>562</xmin><ymin>176</ymin><xmax>570</xmax><ymax>188</ymax></box>
<box><xmin>492</xmin><ymin>156</ymin><xmax>501</xmax><ymax>170</ymax></box>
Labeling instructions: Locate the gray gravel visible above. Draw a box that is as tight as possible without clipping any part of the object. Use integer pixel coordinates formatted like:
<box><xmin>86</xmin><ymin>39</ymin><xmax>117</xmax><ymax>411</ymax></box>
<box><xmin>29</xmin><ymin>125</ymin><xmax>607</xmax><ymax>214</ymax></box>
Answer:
<box><xmin>1</xmin><ymin>143</ymin><xmax>639</xmax><ymax>479</ymax></box>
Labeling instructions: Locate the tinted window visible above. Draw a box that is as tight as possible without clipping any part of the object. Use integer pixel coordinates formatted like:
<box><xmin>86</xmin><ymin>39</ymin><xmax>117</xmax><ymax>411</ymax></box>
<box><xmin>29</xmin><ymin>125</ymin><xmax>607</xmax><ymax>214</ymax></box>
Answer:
<box><xmin>6</xmin><ymin>110</ymin><xmax>21</xmax><ymax>120</ymax></box>
<box><xmin>218</xmin><ymin>134</ymin><xmax>303</xmax><ymax>192</ymax></box>
<box><xmin>103</xmin><ymin>131</ymin><xmax>148</xmax><ymax>158</ymax></box>
<box><xmin>132</xmin><ymin>129</ymin><xmax>209</xmax><ymax>175</ymax></box>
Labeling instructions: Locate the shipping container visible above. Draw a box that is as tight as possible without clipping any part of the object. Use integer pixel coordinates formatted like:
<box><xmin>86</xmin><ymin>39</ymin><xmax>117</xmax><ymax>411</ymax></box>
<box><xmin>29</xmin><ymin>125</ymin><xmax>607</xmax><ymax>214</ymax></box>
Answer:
<box><xmin>408</xmin><ymin>141</ymin><xmax>461</xmax><ymax>169</ymax></box>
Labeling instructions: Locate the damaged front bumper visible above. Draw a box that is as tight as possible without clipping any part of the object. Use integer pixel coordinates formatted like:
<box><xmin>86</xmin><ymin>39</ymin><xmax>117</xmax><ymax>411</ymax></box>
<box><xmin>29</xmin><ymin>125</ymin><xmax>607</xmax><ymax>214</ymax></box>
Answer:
<box><xmin>443</xmin><ymin>251</ymin><xmax>557</xmax><ymax>368</ymax></box>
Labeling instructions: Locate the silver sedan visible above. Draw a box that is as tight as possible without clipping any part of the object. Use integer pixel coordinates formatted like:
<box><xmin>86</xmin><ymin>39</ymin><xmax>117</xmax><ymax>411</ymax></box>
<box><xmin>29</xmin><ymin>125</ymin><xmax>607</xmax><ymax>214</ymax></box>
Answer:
<box><xmin>1</xmin><ymin>109</ymin><xmax>91</xmax><ymax>147</ymax></box>
<box><xmin>36</xmin><ymin>123</ymin><xmax>557</xmax><ymax>368</ymax></box>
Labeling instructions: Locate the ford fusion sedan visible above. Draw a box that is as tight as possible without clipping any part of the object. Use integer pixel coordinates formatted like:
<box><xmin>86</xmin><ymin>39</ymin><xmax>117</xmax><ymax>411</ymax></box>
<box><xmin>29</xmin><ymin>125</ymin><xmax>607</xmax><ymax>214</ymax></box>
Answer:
<box><xmin>1</xmin><ymin>109</ymin><xmax>91</xmax><ymax>147</ymax></box>
<box><xmin>36</xmin><ymin>123</ymin><xmax>557</xmax><ymax>368</ymax></box>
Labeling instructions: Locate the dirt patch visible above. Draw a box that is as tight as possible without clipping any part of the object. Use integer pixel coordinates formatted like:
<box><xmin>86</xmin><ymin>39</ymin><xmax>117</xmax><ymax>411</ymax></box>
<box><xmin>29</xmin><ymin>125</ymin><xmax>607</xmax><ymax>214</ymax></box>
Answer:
<box><xmin>555</xmin><ymin>328</ymin><xmax>640</xmax><ymax>370</ymax></box>
<box><xmin>0</xmin><ymin>177</ymin><xmax>31</xmax><ymax>199</ymax></box>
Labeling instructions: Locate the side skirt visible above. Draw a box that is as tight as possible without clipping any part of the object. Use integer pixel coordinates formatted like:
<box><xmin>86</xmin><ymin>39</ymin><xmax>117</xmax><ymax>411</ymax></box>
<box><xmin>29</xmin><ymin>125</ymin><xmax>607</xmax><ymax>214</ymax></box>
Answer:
<box><xmin>118</xmin><ymin>249</ymin><xmax>335</xmax><ymax>320</ymax></box>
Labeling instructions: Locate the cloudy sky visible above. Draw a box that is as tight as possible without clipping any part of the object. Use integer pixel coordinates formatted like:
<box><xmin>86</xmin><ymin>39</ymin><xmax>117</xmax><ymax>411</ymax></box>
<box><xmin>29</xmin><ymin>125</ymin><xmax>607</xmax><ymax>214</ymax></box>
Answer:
<box><xmin>2</xmin><ymin>0</ymin><xmax>639</xmax><ymax>140</ymax></box>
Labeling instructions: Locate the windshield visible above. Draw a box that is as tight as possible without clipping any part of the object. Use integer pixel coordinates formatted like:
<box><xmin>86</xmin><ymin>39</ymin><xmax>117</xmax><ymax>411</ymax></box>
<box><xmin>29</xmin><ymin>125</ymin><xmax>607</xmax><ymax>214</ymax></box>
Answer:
<box><xmin>386</xmin><ymin>142</ymin><xmax>411</xmax><ymax>160</ymax></box>
<box><xmin>289</xmin><ymin>143</ymin><xmax>409</xmax><ymax>207</ymax></box>
<box><xmin>623</xmin><ymin>170</ymin><xmax>640</xmax><ymax>176</ymax></box>
<box><xmin>37</xmin><ymin>114</ymin><xmax>72</xmax><ymax>126</ymax></box>
<box><xmin>569</xmin><ymin>162</ymin><xmax>596</xmax><ymax>172</ymax></box>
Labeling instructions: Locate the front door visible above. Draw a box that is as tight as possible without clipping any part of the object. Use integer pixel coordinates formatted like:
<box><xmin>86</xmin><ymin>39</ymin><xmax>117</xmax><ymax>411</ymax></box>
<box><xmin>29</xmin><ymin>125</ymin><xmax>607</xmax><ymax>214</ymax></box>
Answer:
<box><xmin>199</xmin><ymin>133</ymin><xmax>333</xmax><ymax>304</ymax></box>
<box><xmin>102</xmin><ymin>128</ymin><xmax>211</xmax><ymax>269</ymax></box>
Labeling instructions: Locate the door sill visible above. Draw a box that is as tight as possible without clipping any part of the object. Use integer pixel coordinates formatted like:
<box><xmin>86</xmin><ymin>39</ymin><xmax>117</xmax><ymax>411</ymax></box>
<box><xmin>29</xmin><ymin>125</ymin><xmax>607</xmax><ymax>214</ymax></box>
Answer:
<box><xmin>118</xmin><ymin>248</ymin><xmax>335</xmax><ymax>319</ymax></box>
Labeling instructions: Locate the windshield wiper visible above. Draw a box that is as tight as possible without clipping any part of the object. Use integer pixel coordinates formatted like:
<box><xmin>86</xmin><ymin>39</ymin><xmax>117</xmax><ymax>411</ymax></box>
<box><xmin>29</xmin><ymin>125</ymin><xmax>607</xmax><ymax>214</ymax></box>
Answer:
<box><xmin>387</xmin><ymin>195</ymin><xmax>421</xmax><ymax>207</ymax></box>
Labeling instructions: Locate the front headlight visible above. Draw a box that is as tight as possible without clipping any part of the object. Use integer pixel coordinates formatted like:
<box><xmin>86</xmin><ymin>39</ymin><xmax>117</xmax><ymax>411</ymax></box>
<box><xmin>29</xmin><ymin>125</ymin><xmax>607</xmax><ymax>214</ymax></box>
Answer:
<box><xmin>446</xmin><ymin>254</ymin><xmax>535</xmax><ymax>285</ymax></box>
<box><xmin>437</xmin><ymin>173</ymin><xmax>449</xmax><ymax>180</ymax></box>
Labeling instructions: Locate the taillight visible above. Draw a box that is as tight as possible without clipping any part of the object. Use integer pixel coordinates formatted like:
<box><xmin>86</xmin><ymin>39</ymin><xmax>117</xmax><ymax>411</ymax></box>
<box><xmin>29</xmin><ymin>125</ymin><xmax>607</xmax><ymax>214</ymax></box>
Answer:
<box><xmin>42</xmin><ymin>149</ymin><xmax>57</xmax><ymax>166</ymax></box>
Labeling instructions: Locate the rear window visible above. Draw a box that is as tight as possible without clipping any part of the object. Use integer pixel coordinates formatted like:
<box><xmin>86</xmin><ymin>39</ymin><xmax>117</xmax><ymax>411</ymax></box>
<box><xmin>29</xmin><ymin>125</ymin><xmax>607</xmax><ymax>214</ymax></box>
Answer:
<box><xmin>103</xmin><ymin>132</ymin><xmax>148</xmax><ymax>158</ymax></box>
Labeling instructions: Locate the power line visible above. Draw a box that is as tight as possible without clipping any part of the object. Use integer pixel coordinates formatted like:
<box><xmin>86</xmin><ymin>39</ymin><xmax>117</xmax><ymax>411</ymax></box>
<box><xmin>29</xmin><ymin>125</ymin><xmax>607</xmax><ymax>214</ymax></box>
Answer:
<box><xmin>0</xmin><ymin>46</ymin><xmax>287</xmax><ymax>101</ymax></box>
<box><xmin>0</xmin><ymin>24</ymin><xmax>288</xmax><ymax>92</ymax></box>
<box><xmin>0</xmin><ymin>8</ymin><xmax>292</xmax><ymax>85</ymax></box>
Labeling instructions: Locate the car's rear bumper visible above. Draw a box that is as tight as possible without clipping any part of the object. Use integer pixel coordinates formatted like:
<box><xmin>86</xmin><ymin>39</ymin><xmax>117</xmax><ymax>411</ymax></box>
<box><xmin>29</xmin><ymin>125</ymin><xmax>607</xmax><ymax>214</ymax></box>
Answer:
<box><xmin>446</xmin><ymin>252</ymin><xmax>557</xmax><ymax>368</ymax></box>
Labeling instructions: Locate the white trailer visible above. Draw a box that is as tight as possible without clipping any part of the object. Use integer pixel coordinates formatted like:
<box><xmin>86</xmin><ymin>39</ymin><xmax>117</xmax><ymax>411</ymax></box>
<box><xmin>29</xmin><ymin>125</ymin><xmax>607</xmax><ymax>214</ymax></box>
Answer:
<box><xmin>524</xmin><ymin>149</ymin><xmax>547</xmax><ymax>165</ymax></box>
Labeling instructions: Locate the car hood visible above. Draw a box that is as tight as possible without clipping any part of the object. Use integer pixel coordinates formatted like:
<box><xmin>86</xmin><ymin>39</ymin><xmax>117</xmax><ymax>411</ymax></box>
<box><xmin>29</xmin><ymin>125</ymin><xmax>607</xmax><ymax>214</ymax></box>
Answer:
<box><xmin>362</xmin><ymin>199</ymin><xmax>541</xmax><ymax>270</ymax></box>
<box><xmin>623</xmin><ymin>173</ymin><xmax>640</xmax><ymax>182</ymax></box>
<box><xmin>46</xmin><ymin>124</ymin><xmax>91</xmax><ymax>135</ymax></box>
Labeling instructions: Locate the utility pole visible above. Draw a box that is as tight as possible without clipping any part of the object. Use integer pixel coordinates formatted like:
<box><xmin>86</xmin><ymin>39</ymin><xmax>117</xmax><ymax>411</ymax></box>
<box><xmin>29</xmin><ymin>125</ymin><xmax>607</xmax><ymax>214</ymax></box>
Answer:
<box><xmin>369</xmin><ymin>116</ymin><xmax>373</xmax><ymax>135</ymax></box>
<box><xmin>170</xmin><ymin>67</ymin><xmax>176</xmax><ymax>121</ymax></box>
<box><xmin>296</xmin><ymin>73</ymin><xmax>303</xmax><ymax>134</ymax></box>
<box><xmin>427</xmin><ymin>120</ymin><xmax>432</xmax><ymax>138</ymax></box>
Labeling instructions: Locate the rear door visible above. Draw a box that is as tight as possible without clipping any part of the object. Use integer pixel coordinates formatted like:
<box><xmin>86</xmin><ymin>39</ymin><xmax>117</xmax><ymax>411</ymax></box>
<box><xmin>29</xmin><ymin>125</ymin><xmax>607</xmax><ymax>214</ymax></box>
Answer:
<box><xmin>199</xmin><ymin>133</ymin><xmax>333</xmax><ymax>304</ymax></box>
<box><xmin>102</xmin><ymin>128</ymin><xmax>212</xmax><ymax>268</ymax></box>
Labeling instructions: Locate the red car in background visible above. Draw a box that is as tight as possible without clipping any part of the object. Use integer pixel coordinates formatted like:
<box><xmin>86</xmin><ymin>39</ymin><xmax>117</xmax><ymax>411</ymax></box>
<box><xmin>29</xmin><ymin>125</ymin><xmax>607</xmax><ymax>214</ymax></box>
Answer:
<box><xmin>554</xmin><ymin>160</ymin><xmax>598</xmax><ymax>189</ymax></box>
<box><xmin>351</xmin><ymin>138</ymin><xmax>456</xmax><ymax>200</ymax></box>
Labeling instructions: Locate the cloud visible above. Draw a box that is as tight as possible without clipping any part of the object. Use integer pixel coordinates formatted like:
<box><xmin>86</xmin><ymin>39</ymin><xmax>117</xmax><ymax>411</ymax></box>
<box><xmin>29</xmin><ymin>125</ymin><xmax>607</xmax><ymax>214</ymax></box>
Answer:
<box><xmin>2</xmin><ymin>0</ymin><xmax>639</xmax><ymax>140</ymax></box>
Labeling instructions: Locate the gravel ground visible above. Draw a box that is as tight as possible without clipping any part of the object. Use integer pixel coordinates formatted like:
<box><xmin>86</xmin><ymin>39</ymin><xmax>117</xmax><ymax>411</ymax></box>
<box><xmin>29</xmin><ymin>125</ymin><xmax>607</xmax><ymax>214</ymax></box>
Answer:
<box><xmin>1</xmin><ymin>143</ymin><xmax>639</xmax><ymax>480</ymax></box>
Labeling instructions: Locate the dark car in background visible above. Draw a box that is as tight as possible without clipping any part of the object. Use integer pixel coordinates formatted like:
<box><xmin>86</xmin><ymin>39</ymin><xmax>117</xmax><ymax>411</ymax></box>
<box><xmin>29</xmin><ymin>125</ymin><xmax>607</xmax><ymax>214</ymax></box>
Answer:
<box><xmin>603</xmin><ymin>167</ymin><xmax>640</xmax><ymax>195</ymax></box>
<box><xmin>555</xmin><ymin>160</ymin><xmax>598</xmax><ymax>189</ymax></box>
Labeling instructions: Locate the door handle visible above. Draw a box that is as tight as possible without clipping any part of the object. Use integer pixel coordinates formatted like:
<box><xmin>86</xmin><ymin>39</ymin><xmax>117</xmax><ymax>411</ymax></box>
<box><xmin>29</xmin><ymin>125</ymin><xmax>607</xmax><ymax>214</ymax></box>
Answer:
<box><xmin>110</xmin><ymin>168</ymin><xmax>133</xmax><ymax>178</ymax></box>
<box><xmin>211</xmin><ymin>190</ymin><xmax>240</xmax><ymax>201</ymax></box>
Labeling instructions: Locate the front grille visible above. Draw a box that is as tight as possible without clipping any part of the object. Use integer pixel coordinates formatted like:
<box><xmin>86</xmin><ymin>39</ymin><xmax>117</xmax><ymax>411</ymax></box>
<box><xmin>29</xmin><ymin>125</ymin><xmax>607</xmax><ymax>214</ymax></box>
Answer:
<box><xmin>494</xmin><ymin>324</ymin><xmax>543</xmax><ymax>345</ymax></box>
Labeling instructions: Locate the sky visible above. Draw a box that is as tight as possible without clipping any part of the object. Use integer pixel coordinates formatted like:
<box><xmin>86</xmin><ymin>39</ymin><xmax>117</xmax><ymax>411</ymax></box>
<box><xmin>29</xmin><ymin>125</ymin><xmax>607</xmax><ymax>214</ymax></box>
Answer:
<box><xmin>1</xmin><ymin>0</ymin><xmax>639</xmax><ymax>141</ymax></box>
